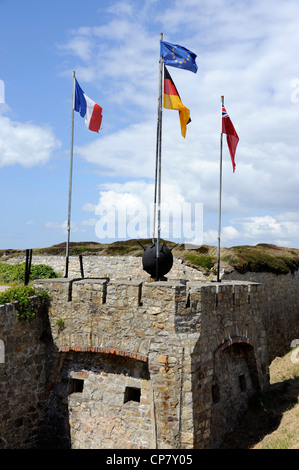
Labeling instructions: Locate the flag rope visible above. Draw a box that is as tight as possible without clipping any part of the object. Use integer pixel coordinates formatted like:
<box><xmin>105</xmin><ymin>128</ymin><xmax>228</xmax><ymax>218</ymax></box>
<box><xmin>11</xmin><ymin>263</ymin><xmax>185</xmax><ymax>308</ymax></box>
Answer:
<box><xmin>65</xmin><ymin>70</ymin><xmax>76</xmax><ymax>278</ymax></box>
<box><xmin>217</xmin><ymin>95</ymin><xmax>224</xmax><ymax>283</ymax></box>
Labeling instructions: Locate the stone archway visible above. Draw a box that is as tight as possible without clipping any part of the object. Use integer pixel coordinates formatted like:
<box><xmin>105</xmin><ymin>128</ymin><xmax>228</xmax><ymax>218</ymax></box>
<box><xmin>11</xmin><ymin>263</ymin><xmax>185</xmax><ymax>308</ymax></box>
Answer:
<box><xmin>210</xmin><ymin>337</ymin><xmax>260</xmax><ymax>448</ymax></box>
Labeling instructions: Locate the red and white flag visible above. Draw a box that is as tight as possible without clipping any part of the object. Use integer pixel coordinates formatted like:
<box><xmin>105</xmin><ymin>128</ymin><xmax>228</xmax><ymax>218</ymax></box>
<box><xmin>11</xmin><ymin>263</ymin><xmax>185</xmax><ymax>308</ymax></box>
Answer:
<box><xmin>222</xmin><ymin>104</ymin><xmax>239</xmax><ymax>172</ymax></box>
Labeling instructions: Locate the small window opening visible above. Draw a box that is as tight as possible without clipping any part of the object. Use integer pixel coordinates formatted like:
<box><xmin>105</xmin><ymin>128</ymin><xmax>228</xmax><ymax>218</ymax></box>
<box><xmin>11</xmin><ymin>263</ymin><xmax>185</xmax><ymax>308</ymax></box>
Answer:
<box><xmin>124</xmin><ymin>386</ymin><xmax>141</xmax><ymax>404</ymax></box>
<box><xmin>212</xmin><ymin>383</ymin><xmax>220</xmax><ymax>404</ymax></box>
<box><xmin>68</xmin><ymin>378</ymin><xmax>84</xmax><ymax>394</ymax></box>
<box><xmin>239</xmin><ymin>374</ymin><xmax>247</xmax><ymax>392</ymax></box>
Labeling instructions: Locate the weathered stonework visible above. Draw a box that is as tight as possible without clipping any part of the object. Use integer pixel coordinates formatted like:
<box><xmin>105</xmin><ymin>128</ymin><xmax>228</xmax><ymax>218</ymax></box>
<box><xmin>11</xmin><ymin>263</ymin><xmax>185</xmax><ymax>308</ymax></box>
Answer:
<box><xmin>224</xmin><ymin>270</ymin><xmax>299</xmax><ymax>363</ymax></box>
<box><xmin>28</xmin><ymin>277</ymin><xmax>268</xmax><ymax>449</ymax></box>
<box><xmin>0</xmin><ymin>298</ymin><xmax>53</xmax><ymax>449</ymax></box>
<box><xmin>4</xmin><ymin>254</ymin><xmax>205</xmax><ymax>283</ymax></box>
<box><xmin>1</xmin><ymin>254</ymin><xmax>299</xmax><ymax>449</ymax></box>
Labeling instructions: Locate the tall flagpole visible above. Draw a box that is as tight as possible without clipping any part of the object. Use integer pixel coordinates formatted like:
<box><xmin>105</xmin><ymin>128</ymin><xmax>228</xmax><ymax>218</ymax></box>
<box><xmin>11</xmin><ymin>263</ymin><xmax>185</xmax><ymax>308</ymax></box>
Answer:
<box><xmin>155</xmin><ymin>33</ymin><xmax>163</xmax><ymax>281</ymax></box>
<box><xmin>65</xmin><ymin>70</ymin><xmax>76</xmax><ymax>278</ymax></box>
<box><xmin>217</xmin><ymin>95</ymin><xmax>224</xmax><ymax>282</ymax></box>
<box><xmin>152</xmin><ymin>36</ymin><xmax>162</xmax><ymax>244</ymax></box>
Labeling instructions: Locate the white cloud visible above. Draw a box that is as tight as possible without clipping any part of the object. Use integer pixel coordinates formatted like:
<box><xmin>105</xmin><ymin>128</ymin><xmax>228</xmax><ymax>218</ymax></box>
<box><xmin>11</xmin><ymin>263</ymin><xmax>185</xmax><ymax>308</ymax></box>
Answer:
<box><xmin>75</xmin><ymin>121</ymin><xmax>156</xmax><ymax>178</ymax></box>
<box><xmin>222</xmin><ymin>225</ymin><xmax>240</xmax><ymax>241</ymax></box>
<box><xmin>58</xmin><ymin>37</ymin><xmax>93</xmax><ymax>61</ymax></box>
<box><xmin>230</xmin><ymin>213</ymin><xmax>299</xmax><ymax>246</ymax></box>
<box><xmin>0</xmin><ymin>115</ymin><xmax>60</xmax><ymax>168</ymax></box>
<box><xmin>44</xmin><ymin>220</ymin><xmax>80</xmax><ymax>234</ymax></box>
<box><xmin>82</xmin><ymin>203</ymin><xmax>97</xmax><ymax>212</ymax></box>
<box><xmin>58</xmin><ymin>0</ymin><xmax>299</xmax><ymax>248</ymax></box>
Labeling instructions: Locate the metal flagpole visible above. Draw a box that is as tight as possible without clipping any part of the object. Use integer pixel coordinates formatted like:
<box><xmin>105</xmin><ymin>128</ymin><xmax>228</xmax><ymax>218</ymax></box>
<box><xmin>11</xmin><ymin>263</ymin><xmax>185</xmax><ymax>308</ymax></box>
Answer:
<box><xmin>152</xmin><ymin>46</ymin><xmax>161</xmax><ymax>244</ymax></box>
<box><xmin>155</xmin><ymin>33</ymin><xmax>163</xmax><ymax>281</ymax></box>
<box><xmin>217</xmin><ymin>95</ymin><xmax>224</xmax><ymax>282</ymax></box>
<box><xmin>65</xmin><ymin>70</ymin><xmax>76</xmax><ymax>278</ymax></box>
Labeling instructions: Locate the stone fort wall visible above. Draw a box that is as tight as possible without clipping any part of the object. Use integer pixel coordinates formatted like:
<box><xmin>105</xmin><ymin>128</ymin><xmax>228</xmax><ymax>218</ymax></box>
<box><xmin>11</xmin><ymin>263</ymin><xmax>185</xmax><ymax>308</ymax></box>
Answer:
<box><xmin>0</xmin><ymin>254</ymin><xmax>299</xmax><ymax>449</ymax></box>
<box><xmin>0</xmin><ymin>297</ymin><xmax>52</xmax><ymax>448</ymax></box>
<box><xmin>224</xmin><ymin>269</ymin><xmax>299</xmax><ymax>363</ymax></box>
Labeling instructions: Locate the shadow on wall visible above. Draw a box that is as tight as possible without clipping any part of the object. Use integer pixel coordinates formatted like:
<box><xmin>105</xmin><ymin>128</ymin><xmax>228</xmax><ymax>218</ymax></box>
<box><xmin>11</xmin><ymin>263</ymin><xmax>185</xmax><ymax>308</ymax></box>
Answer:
<box><xmin>191</xmin><ymin>339</ymin><xmax>262</xmax><ymax>449</ymax></box>
<box><xmin>36</xmin><ymin>311</ymin><xmax>72</xmax><ymax>449</ymax></box>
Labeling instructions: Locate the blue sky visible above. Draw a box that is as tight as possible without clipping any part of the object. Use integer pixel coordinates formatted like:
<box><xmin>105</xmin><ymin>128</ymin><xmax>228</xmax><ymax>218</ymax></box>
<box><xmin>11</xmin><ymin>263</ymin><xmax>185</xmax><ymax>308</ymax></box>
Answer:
<box><xmin>1</xmin><ymin>0</ymin><xmax>299</xmax><ymax>250</ymax></box>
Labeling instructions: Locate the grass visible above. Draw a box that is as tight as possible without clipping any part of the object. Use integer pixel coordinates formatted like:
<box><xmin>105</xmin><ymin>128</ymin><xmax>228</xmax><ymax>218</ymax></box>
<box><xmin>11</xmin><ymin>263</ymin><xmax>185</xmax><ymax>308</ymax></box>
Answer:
<box><xmin>2</xmin><ymin>240</ymin><xmax>299</xmax><ymax>275</ymax></box>
<box><xmin>223</xmin><ymin>244</ymin><xmax>299</xmax><ymax>275</ymax></box>
<box><xmin>184</xmin><ymin>253</ymin><xmax>216</xmax><ymax>272</ymax></box>
<box><xmin>0</xmin><ymin>239</ymin><xmax>182</xmax><ymax>260</ymax></box>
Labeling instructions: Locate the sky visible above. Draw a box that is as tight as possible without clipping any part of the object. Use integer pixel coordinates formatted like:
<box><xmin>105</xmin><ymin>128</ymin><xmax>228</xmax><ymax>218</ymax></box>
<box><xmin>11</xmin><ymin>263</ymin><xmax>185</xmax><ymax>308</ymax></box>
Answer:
<box><xmin>1</xmin><ymin>0</ymin><xmax>299</xmax><ymax>250</ymax></box>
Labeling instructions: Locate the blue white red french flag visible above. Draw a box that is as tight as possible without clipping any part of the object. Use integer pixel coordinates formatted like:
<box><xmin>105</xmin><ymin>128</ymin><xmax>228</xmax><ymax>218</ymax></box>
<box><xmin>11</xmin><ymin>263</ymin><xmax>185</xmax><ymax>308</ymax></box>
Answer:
<box><xmin>74</xmin><ymin>79</ymin><xmax>102</xmax><ymax>133</ymax></box>
<box><xmin>222</xmin><ymin>104</ymin><xmax>239</xmax><ymax>172</ymax></box>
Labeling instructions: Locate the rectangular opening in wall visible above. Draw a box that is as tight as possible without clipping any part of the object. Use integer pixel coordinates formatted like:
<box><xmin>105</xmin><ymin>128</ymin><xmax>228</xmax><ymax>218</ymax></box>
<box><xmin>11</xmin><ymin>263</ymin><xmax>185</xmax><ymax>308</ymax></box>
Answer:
<box><xmin>239</xmin><ymin>374</ymin><xmax>247</xmax><ymax>392</ymax></box>
<box><xmin>68</xmin><ymin>378</ymin><xmax>84</xmax><ymax>395</ymax></box>
<box><xmin>124</xmin><ymin>386</ymin><xmax>141</xmax><ymax>404</ymax></box>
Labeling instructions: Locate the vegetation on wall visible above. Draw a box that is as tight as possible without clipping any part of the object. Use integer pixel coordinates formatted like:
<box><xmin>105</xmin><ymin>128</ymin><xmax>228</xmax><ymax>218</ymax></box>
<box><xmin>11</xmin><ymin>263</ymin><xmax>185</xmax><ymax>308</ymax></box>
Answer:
<box><xmin>0</xmin><ymin>262</ymin><xmax>57</xmax><ymax>321</ymax></box>
<box><xmin>0</xmin><ymin>285</ymin><xmax>50</xmax><ymax>321</ymax></box>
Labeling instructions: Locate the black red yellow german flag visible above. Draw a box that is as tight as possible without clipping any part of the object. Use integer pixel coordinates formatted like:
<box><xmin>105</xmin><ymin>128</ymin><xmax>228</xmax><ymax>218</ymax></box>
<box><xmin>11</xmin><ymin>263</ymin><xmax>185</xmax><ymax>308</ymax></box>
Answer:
<box><xmin>163</xmin><ymin>65</ymin><xmax>191</xmax><ymax>138</ymax></box>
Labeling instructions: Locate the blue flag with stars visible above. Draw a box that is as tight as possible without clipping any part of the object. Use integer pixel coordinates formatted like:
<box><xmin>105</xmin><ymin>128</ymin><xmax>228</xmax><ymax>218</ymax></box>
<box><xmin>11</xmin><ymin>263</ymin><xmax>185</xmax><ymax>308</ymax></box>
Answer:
<box><xmin>160</xmin><ymin>40</ymin><xmax>198</xmax><ymax>73</ymax></box>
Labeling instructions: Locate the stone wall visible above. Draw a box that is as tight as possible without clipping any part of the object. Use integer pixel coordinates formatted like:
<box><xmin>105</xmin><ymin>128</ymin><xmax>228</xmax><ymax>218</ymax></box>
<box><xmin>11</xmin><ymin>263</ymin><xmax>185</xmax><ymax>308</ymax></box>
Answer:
<box><xmin>3</xmin><ymin>254</ymin><xmax>206</xmax><ymax>282</ymax></box>
<box><xmin>224</xmin><ymin>270</ymin><xmax>299</xmax><ymax>362</ymax></box>
<box><xmin>1</xmin><ymin>254</ymin><xmax>299</xmax><ymax>449</ymax></box>
<box><xmin>31</xmin><ymin>277</ymin><xmax>268</xmax><ymax>449</ymax></box>
<box><xmin>0</xmin><ymin>297</ymin><xmax>54</xmax><ymax>449</ymax></box>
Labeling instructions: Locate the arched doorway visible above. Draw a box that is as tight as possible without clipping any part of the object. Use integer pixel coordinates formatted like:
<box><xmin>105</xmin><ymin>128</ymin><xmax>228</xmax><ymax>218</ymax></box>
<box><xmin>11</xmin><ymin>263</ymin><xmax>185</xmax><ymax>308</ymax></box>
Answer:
<box><xmin>210</xmin><ymin>338</ymin><xmax>260</xmax><ymax>448</ymax></box>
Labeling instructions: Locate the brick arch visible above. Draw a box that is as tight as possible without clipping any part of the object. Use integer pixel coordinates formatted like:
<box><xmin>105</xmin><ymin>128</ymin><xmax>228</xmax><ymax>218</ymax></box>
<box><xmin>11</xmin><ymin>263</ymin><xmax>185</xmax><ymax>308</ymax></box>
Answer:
<box><xmin>58</xmin><ymin>345</ymin><xmax>148</xmax><ymax>363</ymax></box>
<box><xmin>214</xmin><ymin>335</ymin><xmax>254</xmax><ymax>359</ymax></box>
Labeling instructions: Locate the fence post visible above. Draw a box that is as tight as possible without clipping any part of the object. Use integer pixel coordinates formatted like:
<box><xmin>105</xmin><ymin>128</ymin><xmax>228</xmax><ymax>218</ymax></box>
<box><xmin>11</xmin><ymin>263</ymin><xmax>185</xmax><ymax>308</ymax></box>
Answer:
<box><xmin>24</xmin><ymin>249</ymin><xmax>32</xmax><ymax>285</ymax></box>
<box><xmin>79</xmin><ymin>254</ymin><xmax>84</xmax><ymax>278</ymax></box>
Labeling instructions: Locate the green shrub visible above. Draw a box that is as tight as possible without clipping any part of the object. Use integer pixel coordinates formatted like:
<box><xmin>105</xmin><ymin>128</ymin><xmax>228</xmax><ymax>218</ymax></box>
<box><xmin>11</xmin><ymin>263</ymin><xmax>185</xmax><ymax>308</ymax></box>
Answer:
<box><xmin>0</xmin><ymin>262</ymin><xmax>59</xmax><ymax>285</ymax></box>
<box><xmin>29</xmin><ymin>264</ymin><xmax>60</xmax><ymax>280</ymax></box>
<box><xmin>0</xmin><ymin>285</ymin><xmax>50</xmax><ymax>321</ymax></box>
<box><xmin>185</xmin><ymin>253</ymin><xmax>215</xmax><ymax>271</ymax></box>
